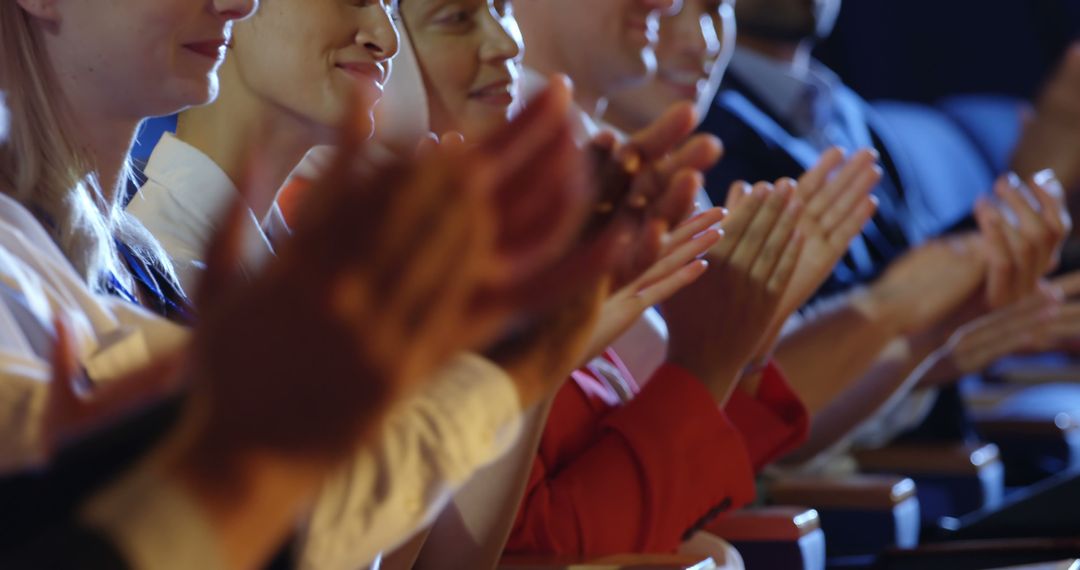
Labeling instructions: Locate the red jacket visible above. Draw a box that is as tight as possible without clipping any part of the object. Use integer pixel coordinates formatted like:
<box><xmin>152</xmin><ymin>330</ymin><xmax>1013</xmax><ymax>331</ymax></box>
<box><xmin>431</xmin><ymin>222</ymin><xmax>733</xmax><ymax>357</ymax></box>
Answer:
<box><xmin>505</xmin><ymin>350</ymin><xmax>808</xmax><ymax>556</ymax></box>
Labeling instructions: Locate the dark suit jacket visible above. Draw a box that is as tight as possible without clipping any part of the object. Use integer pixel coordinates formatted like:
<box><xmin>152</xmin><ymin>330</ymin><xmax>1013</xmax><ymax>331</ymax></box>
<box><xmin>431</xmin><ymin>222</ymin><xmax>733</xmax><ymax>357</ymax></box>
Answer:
<box><xmin>701</xmin><ymin>70</ymin><xmax>924</xmax><ymax>303</ymax></box>
<box><xmin>700</xmin><ymin>67</ymin><xmax>982</xmax><ymax>442</ymax></box>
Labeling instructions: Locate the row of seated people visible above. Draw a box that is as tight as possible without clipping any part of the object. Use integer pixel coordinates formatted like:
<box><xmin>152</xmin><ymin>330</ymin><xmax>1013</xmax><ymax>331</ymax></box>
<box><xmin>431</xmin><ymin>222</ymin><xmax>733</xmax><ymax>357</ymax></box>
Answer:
<box><xmin>144</xmin><ymin>0</ymin><xmax>1080</xmax><ymax>564</ymax></box>
<box><xmin>3</xmin><ymin>0</ymin><xmax>1080</xmax><ymax>568</ymax></box>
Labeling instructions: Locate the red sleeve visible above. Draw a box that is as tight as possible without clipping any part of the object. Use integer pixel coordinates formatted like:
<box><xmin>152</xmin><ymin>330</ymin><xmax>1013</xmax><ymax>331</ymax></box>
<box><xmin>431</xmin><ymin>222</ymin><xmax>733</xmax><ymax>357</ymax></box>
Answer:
<box><xmin>506</xmin><ymin>363</ymin><xmax>757</xmax><ymax>557</ymax></box>
<box><xmin>724</xmin><ymin>361</ymin><xmax>809</xmax><ymax>471</ymax></box>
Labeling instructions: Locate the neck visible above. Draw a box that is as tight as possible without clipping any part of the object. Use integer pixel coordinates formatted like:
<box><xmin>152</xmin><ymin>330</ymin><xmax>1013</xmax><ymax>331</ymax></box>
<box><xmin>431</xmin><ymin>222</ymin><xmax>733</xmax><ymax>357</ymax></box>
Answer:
<box><xmin>176</xmin><ymin>67</ymin><xmax>319</xmax><ymax>221</ymax></box>
<box><xmin>78</xmin><ymin>115</ymin><xmax>140</xmax><ymax>207</ymax></box>
<box><xmin>525</xmin><ymin>59</ymin><xmax>608</xmax><ymax>120</ymax></box>
<box><xmin>52</xmin><ymin>71</ymin><xmax>140</xmax><ymax>209</ymax></box>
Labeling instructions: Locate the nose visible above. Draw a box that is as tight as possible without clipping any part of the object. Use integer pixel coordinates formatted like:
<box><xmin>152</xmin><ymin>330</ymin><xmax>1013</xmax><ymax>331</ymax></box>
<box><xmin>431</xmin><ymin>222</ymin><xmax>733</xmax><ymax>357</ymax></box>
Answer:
<box><xmin>479</xmin><ymin>12</ymin><xmax>523</xmax><ymax>66</ymax></box>
<box><xmin>355</xmin><ymin>5</ymin><xmax>401</xmax><ymax>63</ymax></box>
<box><xmin>211</xmin><ymin>0</ymin><xmax>259</xmax><ymax>21</ymax></box>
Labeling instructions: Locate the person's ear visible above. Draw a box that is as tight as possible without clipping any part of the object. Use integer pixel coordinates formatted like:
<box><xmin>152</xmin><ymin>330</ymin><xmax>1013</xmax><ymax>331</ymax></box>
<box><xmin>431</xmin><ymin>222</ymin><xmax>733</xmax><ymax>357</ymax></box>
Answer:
<box><xmin>16</xmin><ymin>0</ymin><xmax>61</xmax><ymax>22</ymax></box>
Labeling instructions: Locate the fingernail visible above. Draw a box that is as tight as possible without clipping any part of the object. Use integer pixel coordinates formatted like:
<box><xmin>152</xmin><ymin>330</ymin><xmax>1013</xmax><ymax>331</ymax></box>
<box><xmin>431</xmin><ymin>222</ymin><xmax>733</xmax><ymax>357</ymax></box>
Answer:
<box><xmin>1006</xmin><ymin>171</ymin><xmax>1023</xmax><ymax>188</ymax></box>
<box><xmin>1035</xmin><ymin>168</ymin><xmax>1058</xmax><ymax>186</ymax></box>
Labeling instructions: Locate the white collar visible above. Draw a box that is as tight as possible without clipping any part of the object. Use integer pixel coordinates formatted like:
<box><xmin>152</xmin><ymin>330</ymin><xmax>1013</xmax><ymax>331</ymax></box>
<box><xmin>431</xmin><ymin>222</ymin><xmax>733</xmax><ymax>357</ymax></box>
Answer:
<box><xmin>141</xmin><ymin>132</ymin><xmax>242</xmax><ymax>236</ymax></box>
<box><xmin>130</xmin><ymin>133</ymin><xmax>279</xmax><ymax>287</ymax></box>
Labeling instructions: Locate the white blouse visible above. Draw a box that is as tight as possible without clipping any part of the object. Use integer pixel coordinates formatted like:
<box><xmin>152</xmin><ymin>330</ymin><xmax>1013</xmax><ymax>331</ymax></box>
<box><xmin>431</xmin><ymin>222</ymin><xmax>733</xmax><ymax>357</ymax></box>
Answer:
<box><xmin>128</xmin><ymin>133</ymin><xmax>525</xmax><ymax>569</ymax></box>
<box><xmin>0</xmin><ymin>192</ymin><xmax>187</xmax><ymax>472</ymax></box>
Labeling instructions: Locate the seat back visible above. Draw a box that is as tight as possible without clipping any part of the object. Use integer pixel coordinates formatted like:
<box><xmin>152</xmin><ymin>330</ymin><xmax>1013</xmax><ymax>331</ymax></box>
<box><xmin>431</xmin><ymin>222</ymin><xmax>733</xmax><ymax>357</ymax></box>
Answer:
<box><xmin>703</xmin><ymin>507</ymin><xmax>825</xmax><ymax>570</ymax></box>
<box><xmin>871</xmin><ymin>100</ymin><xmax>996</xmax><ymax>238</ymax></box>
<box><xmin>766</xmin><ymin>475</ymin><xmax>919</xmax><ymax>560</ymax></box>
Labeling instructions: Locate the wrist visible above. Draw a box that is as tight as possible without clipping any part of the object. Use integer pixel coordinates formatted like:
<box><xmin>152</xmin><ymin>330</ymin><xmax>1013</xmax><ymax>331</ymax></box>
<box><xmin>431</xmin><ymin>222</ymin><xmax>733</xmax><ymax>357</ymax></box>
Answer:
<box><xmin>738</xmin><ymin>356</ymin><xmax>770</xmax><ymax>396</ymax></box>
<box><xmin>666</xmin><ymin>350</ymin><xmax>741</xmax><ymax>405</ymax></box>
<box><xmin>853</xmin><ymin>284</ymin><xmax>907</xmax><ymax>337</ymax></box>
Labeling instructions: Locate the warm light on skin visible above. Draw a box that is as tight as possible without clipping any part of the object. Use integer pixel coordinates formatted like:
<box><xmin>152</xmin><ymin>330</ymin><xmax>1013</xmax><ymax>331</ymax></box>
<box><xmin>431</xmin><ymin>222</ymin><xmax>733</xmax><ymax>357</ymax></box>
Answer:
<box><xmin>174</xmin><ymin>0</ymin><xmax>400</xmax><ymax>221</ymax></box>
<box><xmin>225</xmin><ymin>0</ymin><xmax>399</xmax><ymax>141</ymax></box>
<box><xmin>514</xmin><ymin>0</ymin><xmax>677</xmax><ymax>117</ymax></box>
<box><xmin>39</xmin><ymin>0</ymin><xmax>261</xmax><ymax>122</ymax></box>
<box><xmin>605</xmin><ymin>0</ymin><xmax>736</xmax><ymax>133</ymax></box>
<box><xmin>19</xmin><ymin>0</ymin><xmax>259</xmax><ymax>204</ymax></box>
<box><xmin>401</xmin><ymin>0</ymin><xmax>524</xmax><ymax>138</ymax></box>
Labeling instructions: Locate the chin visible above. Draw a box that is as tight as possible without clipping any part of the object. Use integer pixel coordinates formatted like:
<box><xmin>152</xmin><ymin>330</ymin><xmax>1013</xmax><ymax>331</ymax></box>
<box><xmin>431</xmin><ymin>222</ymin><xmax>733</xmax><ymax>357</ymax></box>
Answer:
<box><xmin>464</xmin><ymin>108</ymin><xmax>512</xmax><ymax>138</ymax></box>
<box><xmin>153</xmin><ymin>77</ymin><xmax>217</xmax><ymax>116</ymax></box>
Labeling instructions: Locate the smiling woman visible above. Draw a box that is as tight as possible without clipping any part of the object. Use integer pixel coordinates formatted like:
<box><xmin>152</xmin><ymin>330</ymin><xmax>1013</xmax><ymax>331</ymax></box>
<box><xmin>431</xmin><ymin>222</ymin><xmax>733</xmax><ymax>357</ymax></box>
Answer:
<box><xmin>400</xmin><ymin>0</ymin><xmax>524</xmax><ymax>137</ymax></box>
<box><xmin>128</xmin><ymin>0</ymin><xmax>401</xmax><ymax>288</ymax></box>
<box><xmin>0</xmin><ymin>0</ymin><xmax>253</xmax><ymax>287</ymax></box>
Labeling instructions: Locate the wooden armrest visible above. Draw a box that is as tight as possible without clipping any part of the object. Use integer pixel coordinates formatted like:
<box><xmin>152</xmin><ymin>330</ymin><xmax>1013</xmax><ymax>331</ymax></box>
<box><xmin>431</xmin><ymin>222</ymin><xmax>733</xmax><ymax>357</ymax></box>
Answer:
<box><xmin>704</xmin><ymin>506</ymin><xmax>820</xmax><ymax>542</ymax></box>
<box><xmin>855</xmin><ymin>442</ymin><xmax>1001</xmax><ymax>476</ymax></box>
<box><xmin>767</xmin><ymin>474</ymin><xmax>916</xmax><ymax>510</ymax></box>
<box><xmin>976</xmin><ymin>411</ymin><xmax>1080</xmax><ymax>438</ymax></box>
<box><xmin>677</xmin><ymin>532</ymin><xmax>734</xmax><ymax>568</ymax></box>
<box><xmin>498</xmin><ymin>554</ymin><xmax>717</xmax><ymax>569</ymax></box>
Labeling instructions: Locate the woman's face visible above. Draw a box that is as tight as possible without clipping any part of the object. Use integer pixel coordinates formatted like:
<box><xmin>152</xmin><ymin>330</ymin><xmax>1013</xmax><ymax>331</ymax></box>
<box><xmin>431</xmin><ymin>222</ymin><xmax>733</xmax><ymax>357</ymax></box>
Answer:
<box><xmin>401</xmin><ymin>0</ymin><xmax>523</xmax><ymax>137</ymax></box>
<box><xmin>229</xmin><ymin>0</ymin><xmax>400</xmax><ymax>140</ymax></box>
<box><xmin>35</xmin><ymin>0</ymin><xmax>259</xmax><ymax>120</ymax></box>
<box><xmin>605</xmin><ymin>0</ymin><xmax>735</xmax><ymax>132</ymax></box>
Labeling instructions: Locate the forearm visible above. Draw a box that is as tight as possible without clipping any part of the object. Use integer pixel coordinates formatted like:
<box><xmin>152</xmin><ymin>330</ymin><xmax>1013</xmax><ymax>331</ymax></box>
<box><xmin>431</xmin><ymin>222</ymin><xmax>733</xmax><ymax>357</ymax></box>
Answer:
<box><xmin>782</xmin><ymin>329</ymin><xmax>945</xmax><ymax>465</ymax></box>
<box><xmin>300</xmin><ymin>353</ymin><xmax>524</xmax><ymax>570</ymax></box>
<box><xmin>772</xmin><ymin>292</ymin><xmax>898</xmax><ymax>415</ymax></box>
<box><xmin>414</xmin><ymin>398</ymin><xmax>556</xmax><ymax>570</ymax></box>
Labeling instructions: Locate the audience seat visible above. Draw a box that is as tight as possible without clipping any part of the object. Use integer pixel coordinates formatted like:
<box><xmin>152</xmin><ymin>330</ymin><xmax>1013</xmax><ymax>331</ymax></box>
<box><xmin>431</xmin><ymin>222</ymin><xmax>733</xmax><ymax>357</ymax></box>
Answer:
<box><xmin>965</xmin><ymin>373</ymin><xmax>1080</xmax><ymax>485</ymax></box>
<box><xmin>932</xmin><ymin>465</ymin><xmax>1080</xmax><ymax>542</ymax></box>
<box><xmin>935</xmin><ymin>95</ymin><xmax>1028</xmax><ymax>176</ymax></box>
<box><xmin>766</xmin><ymin>475</ymin><xmax>919</xmax><ymax>562</ymax></box>
<box><xmin>678</xmin><ymin>532</ymin><xmax>744</xmax><ymax>570</ymax></box>
<box><xmin>703</xmin><ymin>507</ymin><xmax>825</xmax><ymax>570</ymax></box>
<box><xmin>855</xmin><ymin>442</ymin><xmax>1003</xmax><ymax>527</ymax></box>
<box><xmin>870</xmin><ymin>100</ymin><xmax>995</xmax><ymax>240</ymax></box>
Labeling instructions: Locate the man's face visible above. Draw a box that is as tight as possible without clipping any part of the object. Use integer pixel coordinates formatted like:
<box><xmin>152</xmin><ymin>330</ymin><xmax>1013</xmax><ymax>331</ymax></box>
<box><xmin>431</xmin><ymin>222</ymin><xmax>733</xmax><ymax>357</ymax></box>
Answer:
<box><xmin>734</xmin><ymin>0</ymin><xmax>840</xmax><ymax>43</ymax></box>
<box><xmin>520</xmin><ymin>0</ymin><xmax>676</xmax><ymax>102</ymax></box>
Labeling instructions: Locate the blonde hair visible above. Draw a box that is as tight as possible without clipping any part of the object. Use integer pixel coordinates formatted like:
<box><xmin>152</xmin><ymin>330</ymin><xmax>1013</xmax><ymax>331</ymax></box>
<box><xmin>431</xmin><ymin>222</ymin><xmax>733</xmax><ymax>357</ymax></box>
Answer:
<box><xmin>0</xmin><ymin>3</ymin><xmax>176</xmax><ymax>292</ymax></box>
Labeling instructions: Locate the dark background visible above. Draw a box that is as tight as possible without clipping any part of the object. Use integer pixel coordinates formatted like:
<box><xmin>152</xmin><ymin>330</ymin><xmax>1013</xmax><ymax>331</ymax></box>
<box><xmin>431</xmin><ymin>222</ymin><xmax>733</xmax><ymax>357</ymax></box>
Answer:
<box><xmin>814</xmin><ymin>0</ymin><xmax>1080</xmax><ymax>103</ymax></box>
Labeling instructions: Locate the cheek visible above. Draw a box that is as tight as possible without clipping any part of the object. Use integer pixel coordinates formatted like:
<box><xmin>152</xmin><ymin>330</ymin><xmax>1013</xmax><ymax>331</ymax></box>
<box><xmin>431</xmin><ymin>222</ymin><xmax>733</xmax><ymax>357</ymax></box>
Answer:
<box><xmin>417</xmin><ymin>41</ymin><xmax>479</xmax><ymax>108</ymax></box>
